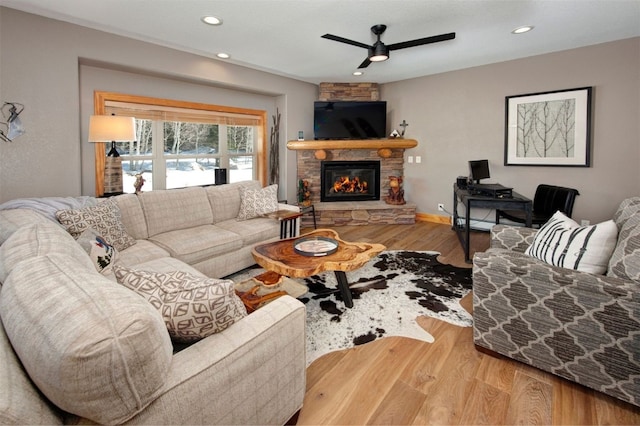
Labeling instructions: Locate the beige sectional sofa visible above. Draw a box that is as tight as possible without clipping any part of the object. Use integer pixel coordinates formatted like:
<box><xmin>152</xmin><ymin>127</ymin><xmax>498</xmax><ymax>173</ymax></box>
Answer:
<box><xmin>0</xmin><ymin>181</ymin><xmax>306</xmax><ymax>424</ymax></box>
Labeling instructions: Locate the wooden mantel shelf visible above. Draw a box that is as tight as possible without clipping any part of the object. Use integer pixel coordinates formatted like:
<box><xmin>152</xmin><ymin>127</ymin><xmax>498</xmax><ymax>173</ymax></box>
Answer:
<box><xmin>287</xmin><ymin>138</ymin><xmax>417</xmax><ymax>150</ymax></box>
<box><xmin>287</xmin><ymin>138</ymin><xmax>417</xmax><ymax>159</ymax></box>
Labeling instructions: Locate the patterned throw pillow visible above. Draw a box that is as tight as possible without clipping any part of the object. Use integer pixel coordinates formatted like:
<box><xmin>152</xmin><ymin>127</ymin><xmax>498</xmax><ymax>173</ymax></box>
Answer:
<box><xmin>76</xmin><ymin>228</ymin><xmax>118</xmax><ymax>274</ymax></box>
<box><xmin>237</xmin><ymin>184</ymin><xmax>278</xmax><ymax>221</ymax></box>
<box><xmin>56</xmin><ymin>199</ymin><xmax>136</xmax><ymax>251</ymax></box>
<box><xmin>525</xmin><ymin>211</ymin><xmax>618</xmax><ymax>274</ymax></box>
<box><xmin>113</xmin><ymin>266</ymin><xmax>247</xmax><ymax>342</ymax></box>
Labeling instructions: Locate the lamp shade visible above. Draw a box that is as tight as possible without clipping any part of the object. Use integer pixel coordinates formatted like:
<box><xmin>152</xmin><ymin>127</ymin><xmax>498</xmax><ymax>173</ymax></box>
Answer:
<box><xmin>88</xmin><ymin>115</ymin><xmax>136</xmax><ymax>142</ymax></box>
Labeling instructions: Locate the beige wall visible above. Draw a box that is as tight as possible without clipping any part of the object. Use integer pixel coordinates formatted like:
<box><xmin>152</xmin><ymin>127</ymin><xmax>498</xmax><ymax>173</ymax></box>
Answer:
<box><xmin>1</xmin><ymin>7</ymin><xmax>638</xmax><ymax>224</ymax></box>
<box><xmin>382</xmin><ymin>37</ymin><xmax>640</xmax><ymax>223</ymax></box>
<box><xmin>0</xmin><ymin>7</ymin><xmax>316</xmax><ymax>203</ymax></box>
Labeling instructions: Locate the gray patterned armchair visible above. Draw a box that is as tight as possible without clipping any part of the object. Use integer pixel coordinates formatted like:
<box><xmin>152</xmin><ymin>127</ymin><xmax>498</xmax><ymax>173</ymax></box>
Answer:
<box><xmin>473</xmin><ymin>197</ymin><xmax>640</xmax><ymax>407</ymax></box>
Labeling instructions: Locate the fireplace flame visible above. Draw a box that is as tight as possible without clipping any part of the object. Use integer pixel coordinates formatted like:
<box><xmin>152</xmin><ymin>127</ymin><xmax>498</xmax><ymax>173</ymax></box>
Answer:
<box><xmin>331</xmin><ymin>176</ymin><xmax>369</xmax><ymax>194</ymax></box>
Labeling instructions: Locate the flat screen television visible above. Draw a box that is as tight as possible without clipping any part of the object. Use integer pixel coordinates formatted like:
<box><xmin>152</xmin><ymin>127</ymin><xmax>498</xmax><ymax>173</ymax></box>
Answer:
<box><xmin>469</xmin><ymin>159</ymin><xmax>490</xmax><ymax>184</ymax></box>
<box><xmin>314</xmin><ymin>101</ymin><xmax>387</xmax><ymax>140</ymax></box>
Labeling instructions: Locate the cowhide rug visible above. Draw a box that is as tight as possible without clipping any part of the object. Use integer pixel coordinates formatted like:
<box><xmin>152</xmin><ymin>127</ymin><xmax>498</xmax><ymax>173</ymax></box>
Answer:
<box><xmin>230</xmin><ymin>250</ymin><xmax>473</xmax><ymax>365</ymax></box>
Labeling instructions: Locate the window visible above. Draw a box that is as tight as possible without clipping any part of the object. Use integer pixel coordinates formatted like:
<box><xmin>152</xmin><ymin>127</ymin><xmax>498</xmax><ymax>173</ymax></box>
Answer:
<box><xmin>93</xmin><ymin>92</ymin><xmax>267</xmax><ymax>195</ymax></box>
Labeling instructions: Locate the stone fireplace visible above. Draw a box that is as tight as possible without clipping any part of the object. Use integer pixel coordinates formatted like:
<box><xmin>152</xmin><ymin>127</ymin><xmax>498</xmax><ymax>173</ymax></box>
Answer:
<box><xmin>321</xmin><ymin>160</ymin><xmax>380</xmax><ymax>202</ymax></box>
<box><xmin>287</xmin><ymin>82</ymin><xmax>417</xmax><ymax>226</ymax></box>
<box><xmin>288</xmin><ymin>140</ymin><xmax>417</xmax><ymax>226</ymax></box>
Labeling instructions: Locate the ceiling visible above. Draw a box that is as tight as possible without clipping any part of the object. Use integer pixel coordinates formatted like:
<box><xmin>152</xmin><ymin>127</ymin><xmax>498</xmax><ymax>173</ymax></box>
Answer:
<box><xmin>2</xmin><ymin>0</ymin><xmax>639</xmax><ymax>84</ymax></box>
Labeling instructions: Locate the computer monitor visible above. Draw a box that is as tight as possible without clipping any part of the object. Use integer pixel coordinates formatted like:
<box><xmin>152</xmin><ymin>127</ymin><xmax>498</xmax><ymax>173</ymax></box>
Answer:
<box><xmin>469</xmin><ymin>159</ymin><xmax>490</xmax><ymax>184</ymax></box>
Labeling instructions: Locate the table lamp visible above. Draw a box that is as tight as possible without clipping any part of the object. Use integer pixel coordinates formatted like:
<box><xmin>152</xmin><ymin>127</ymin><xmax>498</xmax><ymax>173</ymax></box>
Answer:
<box><xmin>88</xmin><ymin>115</ymin><xmax>136</xmax><ymax>195</ymax></box>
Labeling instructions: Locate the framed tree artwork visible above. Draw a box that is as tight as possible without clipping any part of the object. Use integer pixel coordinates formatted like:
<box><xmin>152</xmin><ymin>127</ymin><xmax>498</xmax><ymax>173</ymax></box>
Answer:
<box><xmin>504</xmin><ymin>87</ymin><xmax>592</xmax><ymax>166</ymax></box>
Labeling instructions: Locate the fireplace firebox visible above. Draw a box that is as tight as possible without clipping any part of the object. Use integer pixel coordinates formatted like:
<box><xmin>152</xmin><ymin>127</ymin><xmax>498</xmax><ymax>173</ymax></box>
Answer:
<box><xmin>320</xmin><ymin>160</ymin><xmax>381</xmax><ymax>202</ymax></box>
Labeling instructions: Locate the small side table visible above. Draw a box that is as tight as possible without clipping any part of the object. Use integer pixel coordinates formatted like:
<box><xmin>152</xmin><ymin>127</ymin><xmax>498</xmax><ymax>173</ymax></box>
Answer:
<box><xmin>298</xmin><ymin>204</ymin><xmax>317</xmax><ymax>229</ymax></box>
<box><xmin>263</xmin><ymin>210</ymin><xmax>303</xmax><ymax>239</ymax></box>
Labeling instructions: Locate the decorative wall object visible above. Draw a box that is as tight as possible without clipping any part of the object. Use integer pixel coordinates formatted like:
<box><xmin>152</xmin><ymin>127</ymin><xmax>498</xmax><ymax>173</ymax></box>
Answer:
<box><xmin>0</xmin><ymin>102</ymin><xmax>25</xmax><ymax>142</ymax></box>
<box><xmin>269</xmin><ymin>109</ymin><xmax>280</xmax><ymax>186</ymax></box>
<box><xmin>505</xmin><ymin>87</ymin><xmax>592</xmax><ymax>166</ymax></box>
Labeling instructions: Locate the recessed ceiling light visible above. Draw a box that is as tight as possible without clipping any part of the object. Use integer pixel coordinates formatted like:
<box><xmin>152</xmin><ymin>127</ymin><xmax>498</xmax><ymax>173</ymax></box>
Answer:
<box><xmin>216</xmin><ymin>53</ymin><xmax>230</xmax><ymax>59</ymax></box>
<box><xmin>202</xmin><ymin>16</ymin><xmax>223</xmax><ymax>25</ymax></box>
<box><xmin>512</xmin><ymin>25</ymin><xmax>534</xmax><ymax>34</ymax></box>
<box><xmin>353</xmin><ymin>71</ymin><xmax>364</xmax><ymax>76</ymax></box>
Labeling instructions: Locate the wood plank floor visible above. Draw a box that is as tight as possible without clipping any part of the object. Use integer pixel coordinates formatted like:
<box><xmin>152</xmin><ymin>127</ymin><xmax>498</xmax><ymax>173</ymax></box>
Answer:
<box><xmin>294</xmin><ymin>222</ymin><xmax>640</xmax><ymax>425</ymax></box>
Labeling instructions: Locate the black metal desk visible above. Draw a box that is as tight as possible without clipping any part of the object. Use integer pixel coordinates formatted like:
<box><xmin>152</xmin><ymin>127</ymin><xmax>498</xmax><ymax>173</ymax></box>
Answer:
<box><xmin>453</xmin><ymin>184</ymin><xmax>532</xmax><ymax>263</ymax></box>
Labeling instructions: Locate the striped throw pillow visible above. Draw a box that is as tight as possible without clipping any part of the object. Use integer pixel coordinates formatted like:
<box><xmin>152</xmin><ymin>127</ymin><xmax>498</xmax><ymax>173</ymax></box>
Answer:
<box><xmin>525</xmin><ymin>211</ymin><xmax>618</xmax><ymax>274</ymax></box>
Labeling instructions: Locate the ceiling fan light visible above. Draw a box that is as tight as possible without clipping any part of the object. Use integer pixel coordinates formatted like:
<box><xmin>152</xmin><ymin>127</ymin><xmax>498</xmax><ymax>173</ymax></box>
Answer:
<box><xmin>370</xmin><ymin>54</ymin><xmax>388</xmax><ymax>62</ymax></box>
<box><xmin>369</xmin><ymin>43</ymin><xmax>389</xmax><ymax>62</ymax></box>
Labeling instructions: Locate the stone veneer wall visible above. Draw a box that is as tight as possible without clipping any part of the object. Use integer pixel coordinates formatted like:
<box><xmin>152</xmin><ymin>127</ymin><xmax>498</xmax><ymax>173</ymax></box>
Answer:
<box><xmin>296</xmin><ymin>82</ymin><xmax>415</xmax><ymax>226</ymax></box>
<box><xmin>318</xmin><ymin>82</ymin><xmax>380</xmax><ymax>101</ymax></box>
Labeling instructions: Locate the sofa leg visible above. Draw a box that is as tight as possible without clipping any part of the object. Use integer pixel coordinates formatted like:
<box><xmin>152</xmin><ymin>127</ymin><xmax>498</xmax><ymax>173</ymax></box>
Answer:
<box><xmin>474</xmin><ymin>344</ymin><xmax>507</xmax><ymax>360</ymax></box>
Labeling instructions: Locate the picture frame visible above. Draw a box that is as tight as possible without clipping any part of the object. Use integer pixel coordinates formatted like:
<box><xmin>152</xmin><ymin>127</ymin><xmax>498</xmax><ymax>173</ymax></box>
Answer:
<box><xmin>504</xmin><ymin>87</ymin><xmax>592</xmax><ymax>166</ymax></box>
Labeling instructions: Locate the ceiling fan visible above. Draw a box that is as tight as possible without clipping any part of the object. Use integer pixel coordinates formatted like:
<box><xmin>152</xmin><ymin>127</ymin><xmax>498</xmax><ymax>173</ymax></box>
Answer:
<box><xmin>322</xmin><ymin>24</ymin><xmax>455</xmax><ymax>69</ymax></box>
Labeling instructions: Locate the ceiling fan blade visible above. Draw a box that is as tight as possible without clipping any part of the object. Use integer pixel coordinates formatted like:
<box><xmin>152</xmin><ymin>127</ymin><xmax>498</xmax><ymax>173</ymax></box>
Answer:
<box><xmin>387</xmin><ymin>32</ymin><xmax>456</xmax><ymax>51</ymax></box>
<box><xmin>322</xmin><ymin>33</ymin><xmax>371</xmax><ymax>50</ymax></box>
<box><xmin>358</xmin><ymin>57</ymin><xmax>372</xmax><ymax>69</ymax></box>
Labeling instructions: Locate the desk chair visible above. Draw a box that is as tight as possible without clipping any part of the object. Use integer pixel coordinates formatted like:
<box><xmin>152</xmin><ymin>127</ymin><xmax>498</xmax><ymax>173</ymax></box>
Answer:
<box><xmin>496</xmin><ymin>184</ymin><xmax>580</xmax><ymax>227</ymax></box>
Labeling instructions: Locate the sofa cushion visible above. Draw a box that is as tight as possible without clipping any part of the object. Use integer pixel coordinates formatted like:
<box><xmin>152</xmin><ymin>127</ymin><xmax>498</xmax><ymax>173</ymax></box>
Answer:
<box><xmin>113</xmin><ymin>193</ymin><xmax>149</xmax><ymax>240</ymax></box>
<box><xmin>237</xmin><ymin>184</ymin><xmax>278</xmax><ymax>221</ymax></box>
<box><xmin>76</xmin><ymin>228</ymin><xmax>118</xmax><ymax>274</ymax></box>
<box><xmin>55</xmin><ymin>199</ymin><xmax>136</xmax><ymax>251</ymax></box>
<box><xmin>116</xmin><ymin>240</ymin><xmax>171</xmax><ymax>268</ymax></box>
<box><xmin>205</xmin><ymin>180</ymin><xmax>261</xmax><ymax>223</ymax></box>
<box><xmin>525</xmin><ymin>211</ymin><xmax>618</xmax><ymax>274</ymax></box>
<box><xmin>0</xmin><ymin>221</ymin><xmax>94</xmax><ymax>283</ymax></box>
<box><xmin>138</xmin><ymin>187</ymin><xmax>213</xmax><ymax>237</ymax></box>
<box><xmin>607</xmin><ymin>200</ymin><xmax>640</xmax><ymax>282</ymax></box>
<box><xmin>113</xmin><ymin>266</ymin><xmax>247</xmax><ymax>343</ymax></box>
<box><xmin>0</xmin><ymin>208</ymin><xmax>52</xmax><ymax>245</ymax></box>
<box><xmin>216</xmin><ymin>217</ymin><xmax>279</xmax><ymax>245</ymax></box>
<box><xmin>0</xmin><ymin>254</ymin><xmax>172</xmax><ymax>424</ymax></box>
<box><xmin>128</xmin><ymin>256</ymin><xmax>209</xmax><ymax>277</ymax></box>
<box><xmin>0</xmin><ymin>316</ymin><xmax>63</xmax><ymax>425</ymax></box>
<box><xmin>149</xmin><ymin>224</ymin><xmax>242</xmax><ymax>265</ymax></box>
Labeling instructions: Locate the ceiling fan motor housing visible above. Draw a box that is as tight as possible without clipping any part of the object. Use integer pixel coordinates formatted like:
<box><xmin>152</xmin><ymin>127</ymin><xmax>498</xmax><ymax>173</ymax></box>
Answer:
<box><xmin>322</xmin><ymin>23</ymin><xmax>455</xmax><ymax>68</ymax></box>
<box><xmin>371</xmin><ymin>24</ymin><xmax>387</xmax><ymax>36</ymax></box>
<box><xmin>369</xmin><ymin>42</ymin><xmax>389</xmax><ymax>62</ymax></box>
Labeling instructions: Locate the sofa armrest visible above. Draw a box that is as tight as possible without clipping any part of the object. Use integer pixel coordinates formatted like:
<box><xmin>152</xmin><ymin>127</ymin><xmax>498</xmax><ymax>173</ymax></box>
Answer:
<box><xmin>122</xmin><ymin>296</ymin><xmax>306</xmax><ymax>425</ymax></box>
<box><xmin>278</xmin><ymin>203</ymin><xmax>300</xmax><ymax>212</ymax></box>
<box><xmin>490</xmin><ymin>224</ymin><xmax>537</xmax><ymax>252</ymax></box>
<box><xmin>473</xmin><ymin>248</ymin><xmax>640</xmax><ymax>406</ymax></box>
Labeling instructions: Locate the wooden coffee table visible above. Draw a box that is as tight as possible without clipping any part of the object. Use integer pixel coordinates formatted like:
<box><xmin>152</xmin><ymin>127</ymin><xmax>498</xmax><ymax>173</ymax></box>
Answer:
<box><xmin>251</xmin><ymin>229</ymin><xmax>385</xmax><ymax>308</ymax></box>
